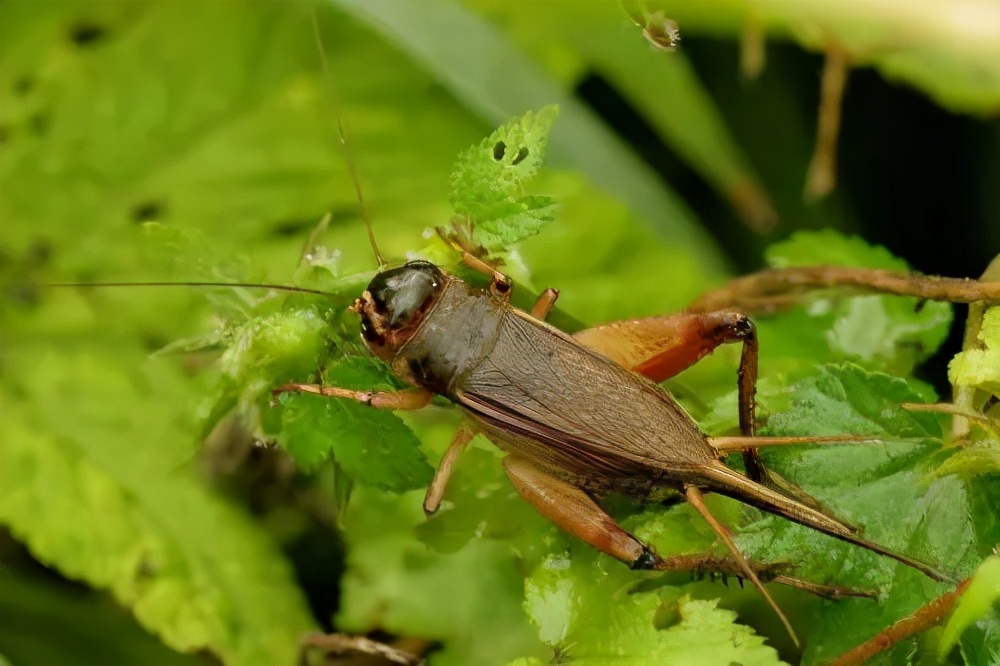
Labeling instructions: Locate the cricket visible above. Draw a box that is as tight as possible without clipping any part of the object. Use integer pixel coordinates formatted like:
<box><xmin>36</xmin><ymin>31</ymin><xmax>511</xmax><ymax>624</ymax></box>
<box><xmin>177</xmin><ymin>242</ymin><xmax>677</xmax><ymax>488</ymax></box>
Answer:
<box><xmin>62</xmin><ymin>152</ymin><xmax>999</xmax><ymax>653</ymax></box>
<box><xmin>9</xmin><ymin>3</ymin><xmax>1000</xmax><ymax>665</ymax></box>
<box><xmin>268</xmin><ymin>214</ymin><xmax>995</xmax><ymax>650</ymax></box>
<box><xmin>62</xmin><ymin>213</ymin><xmax>1000</xmax><ymax>657</ymax></box>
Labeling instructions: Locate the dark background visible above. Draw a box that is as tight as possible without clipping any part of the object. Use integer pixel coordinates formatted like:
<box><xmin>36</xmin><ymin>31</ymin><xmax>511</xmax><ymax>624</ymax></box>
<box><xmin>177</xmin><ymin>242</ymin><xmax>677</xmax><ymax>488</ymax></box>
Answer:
<box><xmin>579</xmin><ymin>37</ymin><xmax>1000</xmax><ymax>389</ymax></box>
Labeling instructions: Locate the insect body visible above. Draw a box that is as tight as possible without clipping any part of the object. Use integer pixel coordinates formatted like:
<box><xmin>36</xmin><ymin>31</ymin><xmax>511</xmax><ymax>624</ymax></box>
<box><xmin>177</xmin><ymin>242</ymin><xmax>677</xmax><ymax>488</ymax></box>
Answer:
<box><xmin>278</xmin><ymin>258</ymin><xmax>960</xmax><ymax>645</ymax></box>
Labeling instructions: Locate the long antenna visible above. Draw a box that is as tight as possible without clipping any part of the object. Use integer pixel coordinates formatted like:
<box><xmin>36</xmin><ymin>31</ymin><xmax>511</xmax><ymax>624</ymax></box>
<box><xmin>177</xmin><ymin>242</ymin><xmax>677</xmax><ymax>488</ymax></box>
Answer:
<box><xmin>310</xmin><ymin>9</ymin><xmax>386</xmax><ymax>270</ymax></box>
<box><xmin>44</xmin><ymin>281</ymin><xmax>335</xmax><ymax>297</ymax></box>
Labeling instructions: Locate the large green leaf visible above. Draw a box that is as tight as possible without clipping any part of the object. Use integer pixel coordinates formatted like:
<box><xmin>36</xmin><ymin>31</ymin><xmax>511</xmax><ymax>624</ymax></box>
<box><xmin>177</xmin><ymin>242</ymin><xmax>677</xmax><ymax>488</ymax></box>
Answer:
<box><xmin>732</xmin><ymin>365</ymin><xmax>981</xmax><ymax>664</ymax></box>
<box><xmin>0</xmin><ymin>350</ymin><xmax>315</xmax><ymax>666</ymax></box>
<box><xmin>335</xmin><ymin>487</ymin><xmax>546</xmax><ymax>666</ymax></box>
<box><xmin>521</xmin><ymin>551</ymin><xmax>783</xmax><ymax>665</ymax></box>
<box><xmin>278</xmin><ymin>358</ymin><xmax>433</xmax><ymax>489</ymax></box>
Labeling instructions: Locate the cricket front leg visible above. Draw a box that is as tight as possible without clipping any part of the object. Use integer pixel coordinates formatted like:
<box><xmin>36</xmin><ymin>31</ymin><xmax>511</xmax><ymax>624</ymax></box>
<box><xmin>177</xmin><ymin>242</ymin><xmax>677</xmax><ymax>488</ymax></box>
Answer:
<box><xmin>530</xmin><ymin>288</ymin><xmax>560</xmax><ymax>321</ymax></box>
<box><xmin>272</xmin><ymin>383</ymin><xmax>433</xmax><ymax>409</ymax></box>
<box><xmin>458</xmin><ymin>248</ymin><xmax>561</xmax><ymax>318</ymax></box>
<box><xmin>458</xmin><ymin>250</ymin><xmax>513</xmax><ymax>301</ymax></box>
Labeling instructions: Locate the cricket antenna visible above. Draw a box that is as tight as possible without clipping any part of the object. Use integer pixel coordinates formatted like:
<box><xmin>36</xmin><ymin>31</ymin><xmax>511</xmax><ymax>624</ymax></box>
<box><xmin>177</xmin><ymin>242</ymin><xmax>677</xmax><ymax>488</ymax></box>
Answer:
<box><xmin>310</xmin><ymin>9</ymin><xmax>386</xmax><ymax>271</ymax></box>
<box><xmin>43</xmin><ymin>281</ymin><xmax>336</xmax><ymax>297</ymax></box>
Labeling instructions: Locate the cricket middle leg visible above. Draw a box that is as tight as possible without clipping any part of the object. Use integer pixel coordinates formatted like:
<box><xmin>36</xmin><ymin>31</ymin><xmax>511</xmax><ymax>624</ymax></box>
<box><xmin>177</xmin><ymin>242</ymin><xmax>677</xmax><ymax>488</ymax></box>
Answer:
<box><xmin>423</xmin><ymin>422</ymin><xmax>477</xmax><ymax>515</ymax></box>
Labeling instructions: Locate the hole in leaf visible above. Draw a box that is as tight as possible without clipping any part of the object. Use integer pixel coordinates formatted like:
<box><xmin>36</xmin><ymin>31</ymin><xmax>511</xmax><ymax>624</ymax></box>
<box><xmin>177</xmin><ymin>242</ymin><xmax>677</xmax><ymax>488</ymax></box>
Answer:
<box><xmin>512</xmin><ymin>146</ymin><xmax>529</xmax><ymax>165</ymax></box>
<box><xmin>131</xmin><ymin>200</ymin><xmax>164</xmax><ymax>224</ymax></box>
<box><xmin>69</xmin><ymin>21</ymin><xmax>108</xmax><ymax>47</ymax></box>
<box><xmin>493</xmin><ymin>141</ymin><xmax>506</xmax><ymax>161</ymax></box>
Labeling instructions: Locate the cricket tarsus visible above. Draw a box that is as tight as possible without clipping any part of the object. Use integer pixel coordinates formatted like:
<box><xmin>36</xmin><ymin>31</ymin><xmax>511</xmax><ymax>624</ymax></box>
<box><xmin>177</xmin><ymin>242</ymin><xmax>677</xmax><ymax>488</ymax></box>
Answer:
<box><xmin>650</xmin><ymin>554</ymin><xmax>875</xmax><ymax>599</ymax></box>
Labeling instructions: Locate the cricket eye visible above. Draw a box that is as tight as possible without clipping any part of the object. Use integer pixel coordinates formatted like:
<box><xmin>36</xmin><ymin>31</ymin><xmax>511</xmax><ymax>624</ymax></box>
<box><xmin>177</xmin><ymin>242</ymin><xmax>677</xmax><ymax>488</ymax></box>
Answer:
<box><xmin>366</xmin><ymin>261</ymin><xmax>444</xmax><ymax>329</ymax></box>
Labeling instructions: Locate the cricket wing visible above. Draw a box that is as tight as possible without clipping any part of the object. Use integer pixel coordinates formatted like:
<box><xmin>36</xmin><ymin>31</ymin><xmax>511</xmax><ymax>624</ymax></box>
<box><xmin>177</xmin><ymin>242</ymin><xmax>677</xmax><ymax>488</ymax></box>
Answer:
<box><xmin>454</xmin><ymin>310</ymin><xmax>715</xmax><ymax>478</ymax></box>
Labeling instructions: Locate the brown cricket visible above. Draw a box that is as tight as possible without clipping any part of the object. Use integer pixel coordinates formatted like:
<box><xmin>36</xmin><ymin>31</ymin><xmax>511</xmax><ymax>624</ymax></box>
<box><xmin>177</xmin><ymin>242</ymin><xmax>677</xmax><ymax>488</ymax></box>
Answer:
<box><xmin>272</xmin><ymin>249</ymin><xmax>998</xmax><ymax>646</ymax></box>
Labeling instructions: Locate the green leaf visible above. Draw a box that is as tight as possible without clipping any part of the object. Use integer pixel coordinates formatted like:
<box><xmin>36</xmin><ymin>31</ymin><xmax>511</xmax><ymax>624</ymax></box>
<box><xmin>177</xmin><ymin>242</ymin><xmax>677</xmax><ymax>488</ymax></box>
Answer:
<box><xmin>0</xmin><ymin>573</ymin><xmax>210</xmax><ymax>666</ymax></box>
<box><xmin>0</xmin><ymin>352</ymin><xmax>315</xmax><ymax>666</ymax></box>
<box><xmin>336</xmin><ymin>487</ymin><xmax>546</xmax><ymax>666</ymax></box>
<box><xmin>449</xmin><ymin>106</ymin><xmax>560</xmax><ymax>250</ymax></box>
<box><xmin>939</xmin><ymin>555</ymin><xmax>1000</xmax><ymax>661</ymax></box>
<box><xmin>735</xmin><ymin>364</ymin><xmax>981</xmax><ymax>664</ymax></box>
<box><xmin>522</xmin><ymin>551</ymin><xmax>783</xmax><ymax>665</ymax></box>
<box><xmin>277</xmin><ymin>358</ymin><xmax>433</xmax><ymax>490</ymax></box>
<box><xmin>949</xmin><ymin>306</ymin><xmax>1000</xmax><ymax>398</ymax></box>
<box><xmin>929</xmin><ymin>440</ymin><xmax>1000</xmax><ymax>481</ymax></box>
<box><xmin>762</xmin><ymin>231</ymin><xmax>953</xmax><ymax>377</ymax></box>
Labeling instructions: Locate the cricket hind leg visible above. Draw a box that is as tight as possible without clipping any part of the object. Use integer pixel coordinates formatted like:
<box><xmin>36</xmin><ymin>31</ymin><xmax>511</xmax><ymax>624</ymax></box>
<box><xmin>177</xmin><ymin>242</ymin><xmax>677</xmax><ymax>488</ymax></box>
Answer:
<box><xmin>572</xmin><ymin>311</ymin><xmax>765</xmax><ymax>476</ymax></box>
<box><xmin>501</xmin><ymin>455</ymin><xmax>867</xmax><ymax>600</ymax></box>
<box><xmin>573</xmin><ymin>310</ymin><xmax>855</xmax><ymax>529</ymax></box>
<box><xmin>684</xmin><ymin>484</ymin><xmax>799</xmax><ymax>647</ymax></box>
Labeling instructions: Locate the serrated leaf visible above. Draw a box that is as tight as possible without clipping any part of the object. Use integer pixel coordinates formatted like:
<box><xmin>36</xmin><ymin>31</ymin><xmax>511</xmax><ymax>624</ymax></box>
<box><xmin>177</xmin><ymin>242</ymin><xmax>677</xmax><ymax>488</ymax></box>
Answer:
<box><xmin>449</xmin><ymin>106</ymin><xmax>560</xmax><ymax>250</ymax></box>
<box><xmin>0</xmin><ymin>352</ymin><xmax>315</xmax><ymax>666</ymax></box>
<box><xmin>277</xmin><ymin>358</ymin><xmax>433</xmax><ymax>491</ymax></box>
<box><xmin>465</xmin><ymin>195</ymin><xmax>558</xmax><ymax>249</ymax></box>
<box><xmin>336</xmin><ymin>488</ymin><xmax>546</xmax><ymax>666</ymax></box>
<box><xmin>939</xmin><ymin>555</ymin><xmax>1000</xmax><ymax>661</ymax></box>
<box><xmin>757</xmin><ymin>231</ymin><xmax>953</xmax><ymax>377</ymax></box>
<box><xmin>522</xmin><ymin>551</ymin><xmax>783</xmax><ymax>666</ymax></box>
<box><xmin>451</xmin><ymin>106</ymin><xmax>558</xmax><ymax>206</ymax></box>
<box><xmin>206</xmin><ymin>302</ymin><xmax>347</xmax><ymax>440</ymax></box>
<box><xmin>929</xmin><ymin>440</ymin><xmax>1000</xmax><ymax>481</ymax></box>
<box><xmin>733</xmin><ymin>363</ymin><xmax>981</xmax><ymax>664</ymax></box>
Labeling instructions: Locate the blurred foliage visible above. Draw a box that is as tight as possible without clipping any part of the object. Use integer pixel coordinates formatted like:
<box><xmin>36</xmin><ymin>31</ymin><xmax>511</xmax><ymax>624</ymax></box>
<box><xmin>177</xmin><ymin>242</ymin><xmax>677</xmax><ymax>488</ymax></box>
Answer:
<box><xmin>938</xmin><ymin>555</ymin><xmax>1000</xmax><ymax>663</ymax></box>
<box><xmin>1</xmin><ymin>1</ymin><xmax>998</xmax><ymax>666</ymax></box>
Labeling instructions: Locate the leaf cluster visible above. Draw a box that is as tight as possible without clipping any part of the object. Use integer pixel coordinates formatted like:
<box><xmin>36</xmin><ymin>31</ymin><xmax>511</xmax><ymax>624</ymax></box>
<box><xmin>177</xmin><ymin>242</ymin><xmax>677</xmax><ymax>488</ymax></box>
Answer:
<box><xmin>1</xmin><ymin>3</ymin><xmax>997</xmax><ymax>666</ymax></box>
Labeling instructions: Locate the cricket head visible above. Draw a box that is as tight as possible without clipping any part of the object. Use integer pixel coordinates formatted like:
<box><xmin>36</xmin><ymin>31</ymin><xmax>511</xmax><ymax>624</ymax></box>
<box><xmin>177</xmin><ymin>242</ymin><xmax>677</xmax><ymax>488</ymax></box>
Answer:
<box><xmin>350</xmin><ymin>260</ymin><xmax>447</xmax><ymax>360</ymax></box>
